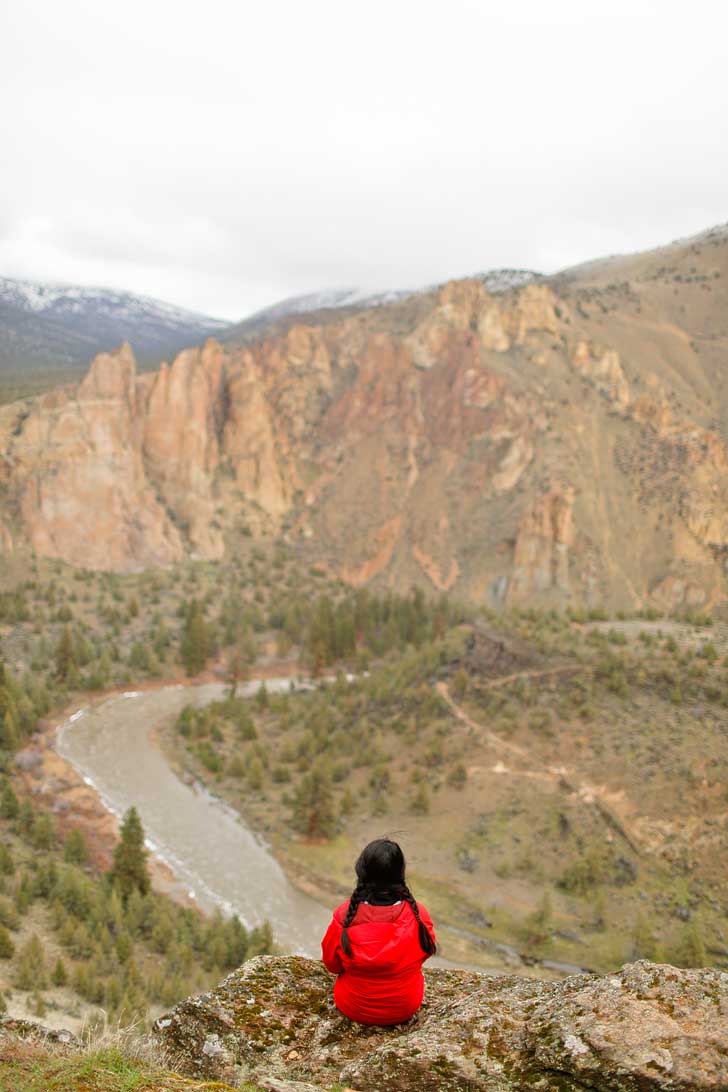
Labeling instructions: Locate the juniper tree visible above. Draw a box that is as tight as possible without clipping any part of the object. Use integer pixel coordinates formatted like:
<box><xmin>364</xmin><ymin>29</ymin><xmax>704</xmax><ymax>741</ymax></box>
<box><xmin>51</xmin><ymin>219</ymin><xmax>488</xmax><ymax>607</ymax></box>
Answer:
<box><xmin>0</xmin><ymin>781</ymin><xmax>19</xmax><ymax>820</ymax></box>
<box><xmin>0</xmin><ymin>661</ymin><xmax>20</xmax><ymax>751</ymax></box>
<box><xmin>290</xmin><ymin>764</ymin><xmax>337</xmax><ymax>839</ymax></box>
<box><xmin>15</xmin><ymin>933</ymin><xmax>47</xmax><ymax>990</ymax></box>
<box><xmin>64</xmin><ymin>828</ymin><xmax>88</xmax><ymax>865</ymax></box>
<box><xmin>110</xmin><ymin>806</ymin><xmax>150</xmax><ymax>899</ymax></box>
<box><xmin>54</xmin><ymin>625</ymin><xmax>76</xmax><ymax>681</ymax></box>
<box><xmin>181</xmin><ymin>600</ymin><xmax>209</xmax><ymax>676</ymax></box>
<box><xmin>0</xmin><ymin>925</ymin><xmax>14</xmax><ymax>959</ymax></box>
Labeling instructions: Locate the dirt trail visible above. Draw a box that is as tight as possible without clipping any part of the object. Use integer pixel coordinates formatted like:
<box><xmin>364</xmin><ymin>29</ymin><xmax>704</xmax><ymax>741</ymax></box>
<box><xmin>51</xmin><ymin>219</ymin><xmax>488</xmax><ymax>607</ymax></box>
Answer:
<box><xmin>437</xmin><ymin>677</ymin><xmax>641</xmax><ymax>854</ymax></box>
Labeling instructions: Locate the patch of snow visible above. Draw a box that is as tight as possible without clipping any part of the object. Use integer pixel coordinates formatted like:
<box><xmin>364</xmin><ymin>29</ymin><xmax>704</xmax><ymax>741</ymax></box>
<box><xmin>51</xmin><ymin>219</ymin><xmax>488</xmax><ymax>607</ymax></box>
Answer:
<box><xmin>476</xmin><ymin>268</ymin><xmax>541</xmax><ymax>293</ymax></box>
<box><xmin>237</xmin><ymin>267</ymin><xmax>542</xmax><ymax>330</ymax></box>
<box><xmin>0</xmin><ymin>274</ymin><xmax>228</xmax><ymax>329</ymax></box>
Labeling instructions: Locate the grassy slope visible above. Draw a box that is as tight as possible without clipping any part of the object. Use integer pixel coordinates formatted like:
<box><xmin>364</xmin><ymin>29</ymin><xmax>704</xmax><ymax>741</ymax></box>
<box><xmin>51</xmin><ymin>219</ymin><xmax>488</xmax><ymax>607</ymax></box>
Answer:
<box><xmin>159</xmin><ymin>611</ymin><xmax>728</xmax><ymax>975</ymax></box>
<box><xmin>2</xmin><ymin>552</ymin><xmax>727</xmax><ymax>979</ymax></box>
<box><xmin>0</xmin><ymin>1041</ymin><xmax>239</xmax><ymax>1092</ymax></box>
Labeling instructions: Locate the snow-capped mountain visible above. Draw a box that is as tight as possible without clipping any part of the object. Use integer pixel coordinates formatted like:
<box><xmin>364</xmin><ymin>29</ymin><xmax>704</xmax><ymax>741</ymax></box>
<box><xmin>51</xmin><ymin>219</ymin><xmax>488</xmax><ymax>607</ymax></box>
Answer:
<box><xmin>476</xmin><ymin>268</ymin><xmax>541</xmax><ymax>293</ymax></box>
<box><xmin>222</xmin><ymin>269</ymin><xmax>541</xmax><ymax>345</ymax></box>
<box><xmin>0</xmin><ymin>276</ymin><xmax>229</xmax><ymax>374</ymax></box>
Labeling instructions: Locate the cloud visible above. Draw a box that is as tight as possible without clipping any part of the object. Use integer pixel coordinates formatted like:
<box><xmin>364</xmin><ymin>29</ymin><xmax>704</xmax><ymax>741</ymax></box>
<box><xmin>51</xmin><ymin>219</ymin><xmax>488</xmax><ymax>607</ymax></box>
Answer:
<box><xmin>1</xmin><ymin>0</ymin><xmax>727</xmax><ymax>318</ymax></box>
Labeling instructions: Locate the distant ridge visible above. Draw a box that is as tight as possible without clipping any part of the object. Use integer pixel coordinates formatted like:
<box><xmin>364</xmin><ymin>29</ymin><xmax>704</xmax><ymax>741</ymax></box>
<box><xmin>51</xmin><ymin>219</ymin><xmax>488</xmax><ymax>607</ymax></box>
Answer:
<box><xmin>222</xmin><ymin>268</ymin><xmax>542</xmax><ymax>345</ymax></box>
<box><xmin>0</xmin><ymin>275</ymin><xmax>229</xmax><ymax>375</ymax></box>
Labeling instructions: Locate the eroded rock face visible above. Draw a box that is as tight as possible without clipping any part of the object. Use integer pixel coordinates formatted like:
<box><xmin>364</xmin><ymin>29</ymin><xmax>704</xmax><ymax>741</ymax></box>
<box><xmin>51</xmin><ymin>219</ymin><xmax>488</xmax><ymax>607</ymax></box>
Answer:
<box><xmin>1</xmin><ymin>270</ymin><xmax>728</xmax><ymax>608</ymax></box>
<box><xmin>507</xmin><ymin>485</ymin><xmax>575</xmax><ymax>603</ymax></box>
<box><xmin>153</xmin><ymin>956</ymin><xmax>728</xmax><ymax>1092</ymax></box>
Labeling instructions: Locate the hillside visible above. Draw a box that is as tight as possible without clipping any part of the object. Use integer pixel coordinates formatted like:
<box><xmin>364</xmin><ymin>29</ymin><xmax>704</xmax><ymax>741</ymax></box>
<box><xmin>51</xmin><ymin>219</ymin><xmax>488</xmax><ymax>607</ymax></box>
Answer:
<box><xmin>158</xmin><ymin>606</ymin><xmax>728</xmax><ymax>976</ymax></box>
<box><xmin>5</xmin><ymin>955</ymin><xmax>727</xmax><ymax>1091</ymax></box>
<box><xmin>0</xmin><ymin>276</ymin><xmax>228</xmax><ymax>397</ymax></box>
<box><xmin>0</xmin><ymin>225</ymin><xmax>727</xmax><ymax>611</ymax></box>
<box><xmin>218</xmin><ymin>268</ymin><xmax>541</xmax><ymax>347</ymax></box>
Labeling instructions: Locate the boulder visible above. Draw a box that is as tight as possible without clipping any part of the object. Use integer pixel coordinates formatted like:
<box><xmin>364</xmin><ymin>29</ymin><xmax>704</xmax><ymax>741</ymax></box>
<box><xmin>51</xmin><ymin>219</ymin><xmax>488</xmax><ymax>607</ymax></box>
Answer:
<box><xmin>0</xmin><ymin>1015</ymin><xmax>78</xmax><ymax>1047</ymax></box>
<box><xmin>153</xmin><ymin>956</ymin><xmax>728</xmax><ymax>1091</ymax></box>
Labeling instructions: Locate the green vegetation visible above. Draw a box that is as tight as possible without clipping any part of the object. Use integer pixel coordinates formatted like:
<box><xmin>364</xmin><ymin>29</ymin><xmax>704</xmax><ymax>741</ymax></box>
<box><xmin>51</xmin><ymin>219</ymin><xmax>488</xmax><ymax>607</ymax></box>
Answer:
<box><xmin>0</xmin><ymin>551</ymin><xmax>363</xmax><ymax>768</ymax></box>
<box><xmin>0</xmin><ymin>1036</ymin><xmax>242</xmax><ymax>1092</ymax></box>
<box><xmin>160</xmin><ymin>599</ymin><xmax>728</xmax><ymax>976</ymax></box>
<box><xmin>110</xmin><ymin>808</ymin><xmax>151</xmax><ymax>899</ymax></box>
<box><xmin>0</xmin><ymin>790</ymin><xmax>273</xmax><ymax>1030</ymax></box>
<box><xmin>2</xmin><ymin>548</ymin><xmax>727</xmax><ymax>983</ymax></box>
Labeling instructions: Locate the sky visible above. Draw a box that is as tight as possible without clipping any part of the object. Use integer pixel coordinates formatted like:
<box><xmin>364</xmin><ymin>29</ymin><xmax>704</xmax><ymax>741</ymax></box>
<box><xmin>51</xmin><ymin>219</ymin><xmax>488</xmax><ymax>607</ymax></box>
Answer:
<box><xmin>1</xmin><ymin>0</ymin><xmax>727</xmax><ymax>321</ymax></box>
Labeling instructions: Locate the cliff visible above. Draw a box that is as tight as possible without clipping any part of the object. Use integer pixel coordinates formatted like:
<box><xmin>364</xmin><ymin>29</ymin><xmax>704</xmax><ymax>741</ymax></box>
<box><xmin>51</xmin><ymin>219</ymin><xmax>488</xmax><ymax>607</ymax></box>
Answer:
<box><xmin>153</xmin><ymin>955</ymin><xmax>728</xmax><ymax>1091</ymax></box>
<box><xmin>1</xmin><ymin>224</ymin><xmax>728</xmax><ymax>610</ymax></box>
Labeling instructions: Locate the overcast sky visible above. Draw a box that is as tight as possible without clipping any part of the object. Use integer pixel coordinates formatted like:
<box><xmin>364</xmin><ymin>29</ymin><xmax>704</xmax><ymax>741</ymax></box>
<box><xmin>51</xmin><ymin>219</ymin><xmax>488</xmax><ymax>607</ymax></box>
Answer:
<box><xmin>1</xmin><ymin>1</ymin><xmax>726</xmax><ymax>320</ymax></box>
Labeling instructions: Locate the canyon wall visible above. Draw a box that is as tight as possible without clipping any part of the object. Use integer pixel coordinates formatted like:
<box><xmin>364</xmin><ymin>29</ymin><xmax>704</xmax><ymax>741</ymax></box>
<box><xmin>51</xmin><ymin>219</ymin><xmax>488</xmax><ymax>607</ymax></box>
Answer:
<box><xmin>1</xmin><ymin>262</ymin><xmax>728</xmax><ymax>610</ymax></box>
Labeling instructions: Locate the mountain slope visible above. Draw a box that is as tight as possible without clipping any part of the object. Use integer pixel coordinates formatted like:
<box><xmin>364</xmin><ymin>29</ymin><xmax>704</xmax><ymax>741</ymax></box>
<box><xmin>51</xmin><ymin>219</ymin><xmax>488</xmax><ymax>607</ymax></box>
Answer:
<box><xmin>0</xmin><ymin>275</ymin><xmax>229</xmax><ymax>375</ymax></box>
<box><xmin>0</xmin><ymin>226</ymin><xmax>727</xmax><ymax>611</ymax></box>
<box><xmin>220</xmin><ymin>269</ymin><xmax>541</xmax><ymax>347</ymax></box>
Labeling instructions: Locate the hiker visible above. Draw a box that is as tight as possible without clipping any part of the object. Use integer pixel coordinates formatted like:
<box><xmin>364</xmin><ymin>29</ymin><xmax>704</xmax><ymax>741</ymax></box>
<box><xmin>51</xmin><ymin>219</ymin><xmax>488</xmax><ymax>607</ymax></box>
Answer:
<box><xmin>321</xmin><ymin>837</ymin><xmax>437</xmax><ymax>1025</ymax></box>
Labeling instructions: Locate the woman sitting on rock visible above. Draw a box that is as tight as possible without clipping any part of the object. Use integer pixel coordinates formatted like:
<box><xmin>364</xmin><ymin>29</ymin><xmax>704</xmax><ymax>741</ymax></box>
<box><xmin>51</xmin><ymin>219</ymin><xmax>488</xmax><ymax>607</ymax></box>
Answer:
<box><xmin>321</xmin><ymin>837</ymin><xmax>437</xmax><ymax>1026</ymax></box>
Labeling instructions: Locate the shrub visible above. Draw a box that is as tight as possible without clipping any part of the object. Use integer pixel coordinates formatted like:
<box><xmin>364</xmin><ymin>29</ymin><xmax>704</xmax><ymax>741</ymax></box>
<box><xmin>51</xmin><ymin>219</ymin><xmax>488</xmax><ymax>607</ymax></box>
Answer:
<box><xmin>0</xmin><ymin>924</ymin><xmax>14</xmax><ymax>959</ymax></box>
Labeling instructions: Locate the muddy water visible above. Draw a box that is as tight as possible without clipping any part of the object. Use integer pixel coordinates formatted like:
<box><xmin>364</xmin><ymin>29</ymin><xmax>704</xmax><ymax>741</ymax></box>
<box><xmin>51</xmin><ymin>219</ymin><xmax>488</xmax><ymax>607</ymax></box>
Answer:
<box><xmin>56</xmin><ymin>679</ymin><xmax>331</xmax><ymax>956</ymax></box>
<box><xmin>56</xmin><ymin>679</ymin><xmax>506</xmax><ymax>975</ymax></box>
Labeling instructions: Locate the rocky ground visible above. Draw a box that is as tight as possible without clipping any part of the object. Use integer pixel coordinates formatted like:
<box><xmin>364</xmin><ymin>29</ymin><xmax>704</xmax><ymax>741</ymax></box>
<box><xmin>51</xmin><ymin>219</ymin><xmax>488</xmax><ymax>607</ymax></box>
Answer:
<box><xmin>4</xmin><ymin>954</ymin><xmax>727</xmax><ymax>1091</ymax></box>
<box><xmin>153</xmin><ymin>954</ymin><xmax>728</xmax><ymax>1091</ymax></box>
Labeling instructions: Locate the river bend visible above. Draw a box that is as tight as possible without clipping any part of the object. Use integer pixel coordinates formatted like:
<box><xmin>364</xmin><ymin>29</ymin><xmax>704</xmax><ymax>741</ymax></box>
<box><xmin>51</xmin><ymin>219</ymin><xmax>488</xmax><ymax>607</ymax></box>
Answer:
<box><xmin>56</xmin><ymin>680</ymin><xmax>330</xmax><ymax>956</ymax></box>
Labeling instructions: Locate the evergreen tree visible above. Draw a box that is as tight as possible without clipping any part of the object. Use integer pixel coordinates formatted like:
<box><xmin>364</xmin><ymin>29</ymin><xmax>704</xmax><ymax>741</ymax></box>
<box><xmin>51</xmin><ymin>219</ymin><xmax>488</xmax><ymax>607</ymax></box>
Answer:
<box><xmin>15</xmin><ymin>933</ymin><xmax>46</xmax><ymax>989</ymax></box>
<box><xmin>225</xmin><ymin>639</ymin><xmax>250</xmax><ymax>699</ymax></box>
<box><xmin>109</xmin><ymin>806</ymin><xmax>150</xmax><ymax>899</ymax></box>
<box><xmin>51</xmin><ymin>957</ymin><xmax>68</xmax><ymax>987</ymax></box>
<box><xmin>54</xmin><ymin>625</ymin><xmax>76</xmax><ymax>681</ymax></box>
<box><xmin>64</xmin><ymin>828</ymin><xmax>88</xmax><ymax>865</ymax></box>
<box><xmin>290</xmin><ymin>764</ymin><xmax>337</xmax><ymax>839</ymax></box>
<box><xmin>680</xmin><ymin>919</ymin><xmax>707</xmax><ymax>967</ymax></box>
<box><xmin>31</xmin><ymin>812</ymin><xmax>55</xmax><ymax>850</ymax></box>
<box><xmin>0</xmin><ymin>782</ymin><xmax>19</xmax><ymax>820</ymax></box>
<box><xmin>0</xmin><ymin>842</ymin><xmax>13</xmax><ymax>874</ymax></box>
<box><xmin>180</xmin><ymin>600</ymin><xmax>209</xmax><ymax>676</ymax></box>
<box><xmin>0</xmin><ymin>925</ymin><xmax>14</xmax><ymax>959</ymax></box>
<box><xmin>0</xmin><ymin>660</ymin><xmax>20</xmax><ymax>751</ymax></box>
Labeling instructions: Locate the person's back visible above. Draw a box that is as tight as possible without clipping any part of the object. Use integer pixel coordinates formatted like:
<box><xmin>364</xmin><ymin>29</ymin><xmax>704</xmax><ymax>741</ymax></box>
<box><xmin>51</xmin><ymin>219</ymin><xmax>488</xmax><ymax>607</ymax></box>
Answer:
<box><xmin>321</xmin><ymin>838</ymin><xmax>437</xmax><ymax>1026</ymax></box>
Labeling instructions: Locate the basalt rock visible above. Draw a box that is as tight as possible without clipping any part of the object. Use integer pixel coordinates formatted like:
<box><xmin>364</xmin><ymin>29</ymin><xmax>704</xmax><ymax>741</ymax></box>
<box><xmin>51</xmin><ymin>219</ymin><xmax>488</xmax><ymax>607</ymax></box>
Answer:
<box><xmin>153</xmin><ymin>955</ymin><xmax>728</xmax><ymax>1091</ymax></box>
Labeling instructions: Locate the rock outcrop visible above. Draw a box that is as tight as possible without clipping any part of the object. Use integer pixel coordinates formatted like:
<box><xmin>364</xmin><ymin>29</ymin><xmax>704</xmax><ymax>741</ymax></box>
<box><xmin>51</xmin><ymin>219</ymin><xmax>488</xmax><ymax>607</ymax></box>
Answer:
<box><xmin>2</xmin><ymin>236</ymin><xmax>728</xmax><ymax>610</ymax></box>
<box><xmin>154</xmin><ymin>955</ymin><xmax>728</xmax><ymax>1091</ymax></box>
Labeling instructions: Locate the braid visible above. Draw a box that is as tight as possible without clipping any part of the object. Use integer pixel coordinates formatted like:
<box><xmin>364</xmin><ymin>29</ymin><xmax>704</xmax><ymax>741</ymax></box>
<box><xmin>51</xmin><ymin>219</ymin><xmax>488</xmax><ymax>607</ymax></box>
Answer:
<box><xmin>401</xmin><ymin>883</ymin><xmax>436</xmax><ymax>955</ymax></box>
<box><xmin>340</xmin><ymin>882</ymin><xmax>368</xmax><ymax>956</ymax></box>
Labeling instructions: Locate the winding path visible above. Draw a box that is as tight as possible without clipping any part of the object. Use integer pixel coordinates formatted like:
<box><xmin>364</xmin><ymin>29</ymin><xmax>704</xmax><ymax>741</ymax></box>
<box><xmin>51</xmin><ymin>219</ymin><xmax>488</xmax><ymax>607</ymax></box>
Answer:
<box><xmin>437</xmin><ymin>677</ymin><xmax>641</xmax><ymax>854</ymax></box>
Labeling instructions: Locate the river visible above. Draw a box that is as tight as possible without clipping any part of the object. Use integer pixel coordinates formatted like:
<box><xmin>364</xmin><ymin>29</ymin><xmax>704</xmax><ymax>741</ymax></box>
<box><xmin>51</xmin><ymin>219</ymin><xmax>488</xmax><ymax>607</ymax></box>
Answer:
<box><xmin>56</xmin><ymin>679</ymin><xmax>332</xmax><ymax>956</ymax></box>
<box><xmin>55</xmin><ymin>680</ymin><xmax>550</xmax><ymax>976</ymax></box>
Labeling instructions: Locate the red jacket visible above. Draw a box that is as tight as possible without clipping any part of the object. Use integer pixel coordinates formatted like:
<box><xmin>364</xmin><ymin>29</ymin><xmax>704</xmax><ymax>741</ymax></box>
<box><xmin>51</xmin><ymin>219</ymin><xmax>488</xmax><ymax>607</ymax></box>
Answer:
<box><xmin>321</xmin><ymin>898</ymin><xmax>436</xmax><ymax>1026</ymax></box>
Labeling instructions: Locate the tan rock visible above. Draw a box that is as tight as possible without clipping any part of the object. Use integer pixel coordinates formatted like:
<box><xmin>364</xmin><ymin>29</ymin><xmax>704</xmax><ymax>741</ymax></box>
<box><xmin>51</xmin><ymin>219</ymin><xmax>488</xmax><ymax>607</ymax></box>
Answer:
<box><xmin>154</xmin><ymin>956</ymin><xmax>728</xmax><ymax>1092</ymax></box>
<box><xmin>507</xmin><ymin>485</ymin><xmax>575</xmax><ymax>602</ymax></box>
<box><xmin>507</xmin><ymin>283</ymin><xmax>561</xmax><ymax>344</ymax></box>
<box><xmin>412</xmin><ymin>545</ymin><xmax>459</xmax><ymax>591</ymax></box>
<box><xmin>8</xmin><ymin>345</ymin><xmax>183</xmax><ymax>570</ymax></box>
<box><xmin>222</xmin><ymin>357</ymin><xmax>293</xmax><ymax>517</ymax></box>
<box><xmin>571</xmin><ymin>340</ymin><xmax>630</xmax><ymax>408</ymax></box>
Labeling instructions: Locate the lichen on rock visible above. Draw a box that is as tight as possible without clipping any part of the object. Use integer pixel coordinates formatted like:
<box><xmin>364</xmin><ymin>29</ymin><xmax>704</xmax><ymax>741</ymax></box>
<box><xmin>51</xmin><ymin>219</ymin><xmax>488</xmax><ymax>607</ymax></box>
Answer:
<box><xmin>153</xmin><ymin>956</ymin><xmax>728</xmax><ymax>1091</ymax></box>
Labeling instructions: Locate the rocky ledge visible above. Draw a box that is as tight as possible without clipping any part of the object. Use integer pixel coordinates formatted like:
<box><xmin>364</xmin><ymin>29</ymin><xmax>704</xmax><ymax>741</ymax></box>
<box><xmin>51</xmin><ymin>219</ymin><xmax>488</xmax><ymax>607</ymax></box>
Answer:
<box><xmin>153</xmin><ymin>955</ymin><xmax>728</xmax><ymax>1091</ymax></box>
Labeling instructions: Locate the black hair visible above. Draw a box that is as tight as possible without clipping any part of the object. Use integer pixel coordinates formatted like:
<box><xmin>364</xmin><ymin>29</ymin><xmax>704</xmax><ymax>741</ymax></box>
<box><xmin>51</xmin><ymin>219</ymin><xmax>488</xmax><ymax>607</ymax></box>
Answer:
<box><xmin>340</xmin><ymin>838</ymin><xmax>436</xmax><ymax>957</ymax></box>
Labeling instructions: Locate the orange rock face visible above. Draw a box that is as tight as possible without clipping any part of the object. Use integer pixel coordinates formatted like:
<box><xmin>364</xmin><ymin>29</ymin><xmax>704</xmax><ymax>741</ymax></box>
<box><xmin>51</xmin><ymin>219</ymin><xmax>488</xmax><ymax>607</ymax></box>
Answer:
<box><xmin>1</xmin><ymin>269</ymin><xmax>727</xmax><ymax>611</ymax></box>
